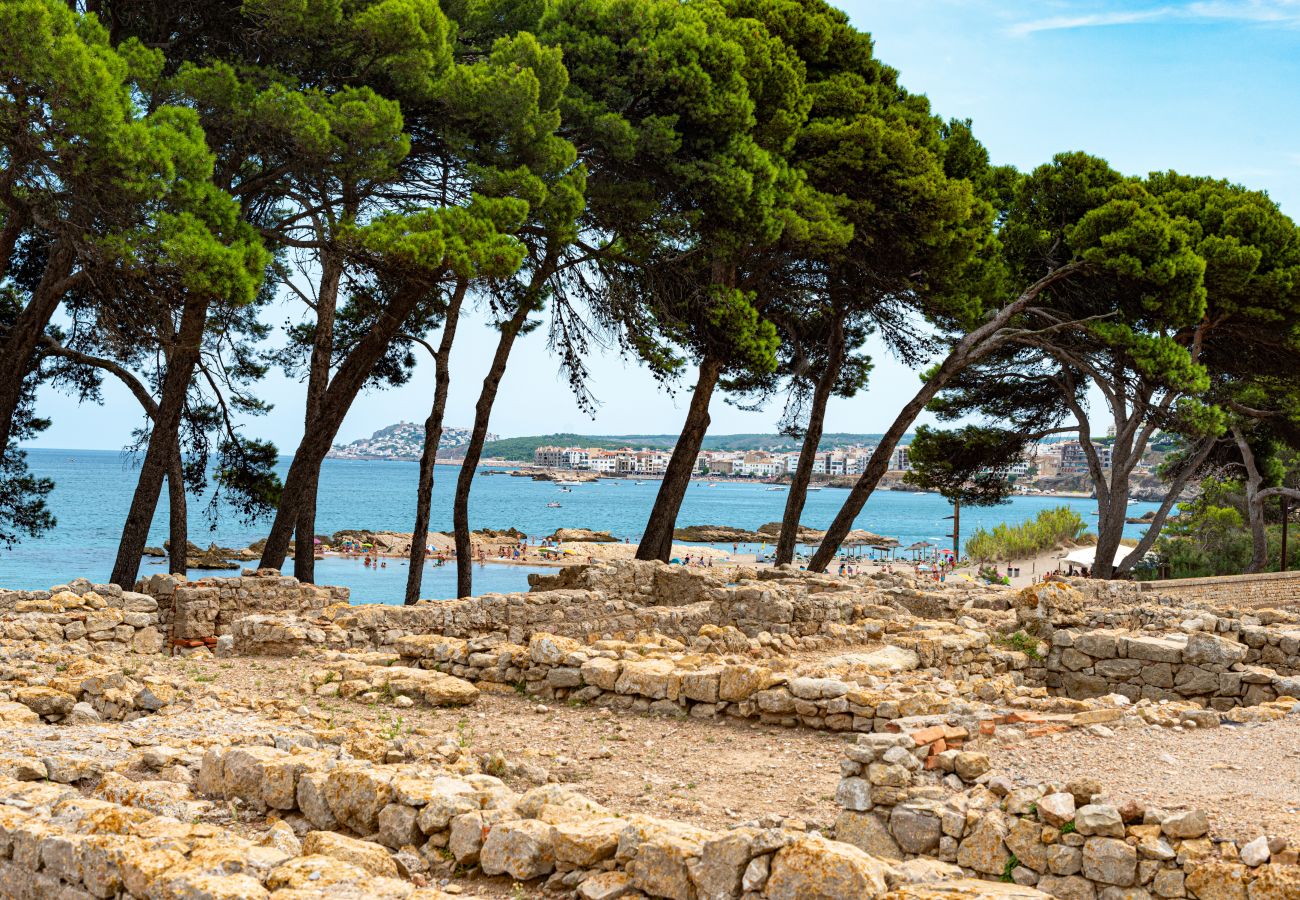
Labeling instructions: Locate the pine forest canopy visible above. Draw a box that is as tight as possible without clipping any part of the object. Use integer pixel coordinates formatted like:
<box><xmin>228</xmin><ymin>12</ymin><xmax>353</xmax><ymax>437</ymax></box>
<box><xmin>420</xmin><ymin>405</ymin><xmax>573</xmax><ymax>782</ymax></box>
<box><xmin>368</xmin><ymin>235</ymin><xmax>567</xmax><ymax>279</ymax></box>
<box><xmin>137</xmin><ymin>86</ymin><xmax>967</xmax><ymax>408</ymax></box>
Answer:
<box><xmin>2</xmin><ymin>0</ymin><xmax>1298</xmax><ymax>596</ymax></box>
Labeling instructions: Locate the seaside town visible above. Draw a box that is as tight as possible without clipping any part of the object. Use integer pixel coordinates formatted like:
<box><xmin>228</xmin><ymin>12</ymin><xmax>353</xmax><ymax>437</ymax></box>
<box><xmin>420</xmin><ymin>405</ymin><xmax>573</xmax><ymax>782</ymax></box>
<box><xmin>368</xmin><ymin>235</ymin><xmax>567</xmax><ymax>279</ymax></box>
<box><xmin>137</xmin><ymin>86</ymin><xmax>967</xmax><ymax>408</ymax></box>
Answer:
<box><xmin>4</xmin><ymin>0</ymin><xmax>1300</xmax><ymax>899</ymax></box>
<box><xmin>529</xmin><ymin>440</ymin><xmax>1125</xmax><ymax>488</ymax></box>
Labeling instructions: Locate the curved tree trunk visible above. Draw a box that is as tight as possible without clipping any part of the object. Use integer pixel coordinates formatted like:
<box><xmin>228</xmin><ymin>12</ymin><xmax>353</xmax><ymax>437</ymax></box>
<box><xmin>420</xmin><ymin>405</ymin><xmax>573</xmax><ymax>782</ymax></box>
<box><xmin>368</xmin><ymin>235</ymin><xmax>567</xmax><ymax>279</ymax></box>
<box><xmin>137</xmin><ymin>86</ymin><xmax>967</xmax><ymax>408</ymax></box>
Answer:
<box><xmin>167</xmin><ymin>436</ymin><xmax>187</xmax><ymax>575</ymax></box>
<box><xmin>807</xmin><ymin>382</ymin><xmax>942</xmax><ymax>572</ymax></box>
<box><xmin>1113</xmin><ymin>436</ymin><xmax>1216</xmax><ymax>577</ymax></box>
<box><xmin>807</xmin><ymin>264</ymin><xmax>1085</xmax><ymax>573</ymax></box>
<box><xmin>1233</xmin><ymin>427</ymin><xmax>1269</xmax><ymax>574</ymax></box>
<box><xmin>260</xmin><ymin>283</ymin><xmax>429</xmax><ymax>570</ymax></box>
<box><xmin>294</xmin><ymin>251</ymin><xmax>343</xmax><ymax>584</ymax></box>
<box><xmin>775</xmin><ymin>330</ymin><xmax>842</xmax><ymax>566</ymax></box>
<box><xmin>111</xmin><ymin>298</ymin><xmax>209</xmax><ymax>588</ymax></box>
<box><xmin>405</xmin><ymin>281</ymin><xmax>467</xmax><ymax>605</ymax></box>
<box><xmin>455</xmin><ymin>300</ymin><xmax>532</xmax><ymax>598</ymax></box>
<box><xmin>0</xmin><ymin>241</ymin><xmax>76</xmax><ymax>455</ymax></box>
<box><xmin>636</xmin><ymin>354</ymin><xmax>723</xmax><ymax>563</ymax></box>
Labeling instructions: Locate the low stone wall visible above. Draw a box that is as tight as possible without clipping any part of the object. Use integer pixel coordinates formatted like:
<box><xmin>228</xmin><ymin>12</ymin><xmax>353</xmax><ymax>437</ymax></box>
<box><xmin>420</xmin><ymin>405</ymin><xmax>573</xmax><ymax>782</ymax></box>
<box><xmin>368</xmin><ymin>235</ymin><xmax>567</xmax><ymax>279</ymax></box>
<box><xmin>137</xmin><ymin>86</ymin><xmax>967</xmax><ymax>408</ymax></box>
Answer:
<box><xmin>834</xmin><ymin>734</ymin><xmax>1300</xmax><ymax>900</ymax></box>
<box><xmin>194</xmin><ymin>740</ymin><xmax>1047</xmax><ymax>900</ymax></box>
<box><xmin>298</xmin><ymin>629</ymin><xmax>1033</xmax><ymax>738</ymax></box>
<box><xmin>1136</xmin><ymin>570</ymin><xmax>1300</xmax><ymax>608</ymax></box>
<box><xmin>0</xmin><ymin>578</ymin><xmax>163</xmax><ymax>653</ymax></box>
<box><xmin>1044</xmin><ymin>627</ymin><xmax>1300</xmax><ymax>708</ymax></box>
<box><xmin>138</xmin><ymin>570</ymin><xmax>348</xmax><ymax>642</ymax></box>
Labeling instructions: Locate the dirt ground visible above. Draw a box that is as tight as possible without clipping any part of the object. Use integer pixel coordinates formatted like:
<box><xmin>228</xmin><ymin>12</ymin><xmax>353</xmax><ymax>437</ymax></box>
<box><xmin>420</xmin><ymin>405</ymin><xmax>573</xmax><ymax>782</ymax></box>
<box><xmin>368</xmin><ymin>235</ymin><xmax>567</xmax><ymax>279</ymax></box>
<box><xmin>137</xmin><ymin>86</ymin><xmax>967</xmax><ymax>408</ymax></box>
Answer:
<box><xmin>980</xmin><ymin>717</ymin><xmax>1300</xmax><ymax>845</ymax></box>
<box><xmin>188</xmin><ymin>654</ymin><xmax>853</xmax><ymax>833</ymax></box>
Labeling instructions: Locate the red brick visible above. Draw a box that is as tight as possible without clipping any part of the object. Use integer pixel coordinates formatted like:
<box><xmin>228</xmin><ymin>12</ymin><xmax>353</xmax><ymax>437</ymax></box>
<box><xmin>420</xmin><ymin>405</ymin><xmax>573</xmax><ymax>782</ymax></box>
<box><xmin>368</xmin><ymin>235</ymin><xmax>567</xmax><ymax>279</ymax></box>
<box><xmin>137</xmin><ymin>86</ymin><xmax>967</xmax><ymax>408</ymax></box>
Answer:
<box><xmin>910</xmin><ymin>726</ymin><xmax>946</xmax><ymax>744</ymax></box>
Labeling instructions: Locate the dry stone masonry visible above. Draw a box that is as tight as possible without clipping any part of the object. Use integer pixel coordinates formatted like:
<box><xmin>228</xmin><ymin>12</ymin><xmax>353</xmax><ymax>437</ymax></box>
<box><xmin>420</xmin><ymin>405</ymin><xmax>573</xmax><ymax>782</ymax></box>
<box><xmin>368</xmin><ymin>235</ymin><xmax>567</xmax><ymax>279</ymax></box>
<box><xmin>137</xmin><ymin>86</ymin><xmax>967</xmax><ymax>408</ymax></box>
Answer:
<box><xmin>1</xmin><ymin>560</ymin><xmax>1299</xmax><ymax>897</ymax></box>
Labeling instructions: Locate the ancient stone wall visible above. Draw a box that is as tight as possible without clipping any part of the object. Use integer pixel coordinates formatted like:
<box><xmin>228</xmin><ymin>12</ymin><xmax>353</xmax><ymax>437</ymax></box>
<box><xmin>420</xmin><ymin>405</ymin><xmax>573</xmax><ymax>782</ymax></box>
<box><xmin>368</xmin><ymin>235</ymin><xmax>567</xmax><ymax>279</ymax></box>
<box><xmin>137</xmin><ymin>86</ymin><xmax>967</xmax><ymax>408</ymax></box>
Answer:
<box><xmin>297</xmin><ymin>628</ymin><xmax>1030</xmax><ymax>739</ymax></box>
<box><xmin>0</xmin><ymin>578</ymin><xmax>163</xmax><ymax>653</ymax></box>
<box><xmin>834</xmin><ymin>733</ymin><xmax>1299</xmax><ymax>899</ymax></box>
<box><xmin>1042</xmin><ymin>627</ymin><xmax>1300</xmax><ymax>708</ymax></box>
<box><xmin>1135</xmin><ymin>570</ymin><xmax>1300</xmax><ymax>607</ymax></box>
<box><xmin>137</xmin><ymin>570</ymin><xmax>348</xmax><ymax>642</ymax></box>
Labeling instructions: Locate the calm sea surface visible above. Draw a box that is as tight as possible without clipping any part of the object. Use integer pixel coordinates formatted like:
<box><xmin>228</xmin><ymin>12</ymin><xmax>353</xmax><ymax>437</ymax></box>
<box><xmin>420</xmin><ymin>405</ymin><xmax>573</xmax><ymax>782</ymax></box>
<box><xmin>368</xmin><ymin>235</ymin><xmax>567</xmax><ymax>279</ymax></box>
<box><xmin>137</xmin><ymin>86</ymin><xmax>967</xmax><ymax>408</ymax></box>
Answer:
<box><xmin>1</xmin><ymin>449</ymin><xmax>1160</xmax><ymax>602</ymax></box>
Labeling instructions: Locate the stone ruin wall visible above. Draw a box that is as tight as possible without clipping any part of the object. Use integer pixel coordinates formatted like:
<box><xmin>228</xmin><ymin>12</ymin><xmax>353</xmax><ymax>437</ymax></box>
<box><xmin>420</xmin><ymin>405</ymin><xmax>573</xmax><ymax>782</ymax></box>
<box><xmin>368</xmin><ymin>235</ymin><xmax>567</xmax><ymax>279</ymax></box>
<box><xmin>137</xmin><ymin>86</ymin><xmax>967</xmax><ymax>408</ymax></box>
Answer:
<box><xmin>1013</xmin><ymin>580</ymin><xmax>1300</xmax><ymax>710</ymax></box>
<box><xmin>833</xmin><ymin>732</ymin><xmax>1300</xmax><ymax>900</ymax></box>
<box><xmin>136</xmin><ymin>570</ymin><xmax>348</xmax><ymax>642</ymax></box>
<box><xmin>0</xmin><ymin>578</ymin><xmax>163</xmax><ymax>654</ymax></box>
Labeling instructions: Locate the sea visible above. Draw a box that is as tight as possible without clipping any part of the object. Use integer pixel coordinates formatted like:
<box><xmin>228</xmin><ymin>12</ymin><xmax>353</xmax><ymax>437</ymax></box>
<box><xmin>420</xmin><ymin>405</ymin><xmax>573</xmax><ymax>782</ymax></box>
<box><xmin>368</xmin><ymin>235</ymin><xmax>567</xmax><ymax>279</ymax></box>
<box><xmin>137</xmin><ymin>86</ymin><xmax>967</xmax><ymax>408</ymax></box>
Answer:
<box><xmin>1</xmin><ymin>448</ymin><xmax>1162</xmax><ymax>603</ymax></box>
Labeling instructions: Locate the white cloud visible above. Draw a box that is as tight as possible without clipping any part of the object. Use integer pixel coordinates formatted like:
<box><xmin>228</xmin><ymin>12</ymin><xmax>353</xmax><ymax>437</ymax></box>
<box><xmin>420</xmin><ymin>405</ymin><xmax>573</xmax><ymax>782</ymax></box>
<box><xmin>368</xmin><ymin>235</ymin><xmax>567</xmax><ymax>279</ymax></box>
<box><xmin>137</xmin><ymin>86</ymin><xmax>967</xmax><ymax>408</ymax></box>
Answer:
<box><xmin>1010</xmin><ymin>0</ymin><xmax>1300</xmax><ymax>35</ymax></box>
<box><xmin>1009</xmin><ymin>8</ymin><xmax>1173</xmax><ymax>36</ymax></box>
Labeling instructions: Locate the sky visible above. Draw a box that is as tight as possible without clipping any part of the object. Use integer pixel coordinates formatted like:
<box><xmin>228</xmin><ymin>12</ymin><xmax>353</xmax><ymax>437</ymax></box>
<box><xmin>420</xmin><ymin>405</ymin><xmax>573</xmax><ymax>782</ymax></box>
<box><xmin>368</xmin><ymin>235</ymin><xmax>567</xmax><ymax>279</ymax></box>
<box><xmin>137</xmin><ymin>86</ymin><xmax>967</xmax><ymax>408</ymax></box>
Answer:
<box><xmin>30</xmin><ymin>0</ymin><xmax>1300</xmax><ymax>451</ymax></box>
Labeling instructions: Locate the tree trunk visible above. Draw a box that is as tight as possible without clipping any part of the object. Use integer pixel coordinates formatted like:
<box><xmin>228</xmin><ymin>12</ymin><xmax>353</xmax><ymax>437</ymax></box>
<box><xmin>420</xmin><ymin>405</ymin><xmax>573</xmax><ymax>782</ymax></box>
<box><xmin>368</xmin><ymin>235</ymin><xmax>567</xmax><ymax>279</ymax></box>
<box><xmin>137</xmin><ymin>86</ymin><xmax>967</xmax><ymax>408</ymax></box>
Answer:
<box><xmin>952</xmin><ymin>499</ymin><xmax>961</xmax><ymax>561</ymax></box>
<box><xmin>1234</xmin><ymin>427</ymin><xmax>1269</xmax><ymax>574</ymax></box>
<box><xmin>260</xmin><ymin>283</ymin><xmax>429</xmax><ymax>570</ymax></box>
<box><xmin>405</xmin><ymin>281</ymin><xmax>467</xmax><ymax>605</ymax></box>
<box><xmin>775</xmin><ymin>332</ymin><xmax>842</xmax><ymax>566</ymax></box>
<box><xmin>455</xmin><ymin>300</ymin><xmax>532</xmax><ymax>598</ymax></box>
<box><xmin>807</xmin><ymin>380</ymin><xmax>944</xmax><ymax>572</ymax></box>
<box><xmin>1112</xmin><ymin>436</ymin><xmax>1215</xmax><ymax>577</ymax></box>
<box><xmin>110</xmin><ymin>298</ymin><xmax>209</xmax><ymax>588</ymax></box>
<box><xmin>0</xmin><ymin>242</ymin><xmax>75</xmax><ymax>455</ymax></box>
<box><xmin>806</xmin><ymin>264</ymin><xmax>1086</xmax><ymax>573</ymax></box>
<box><xmin>293</xmin><ymin>252</ymin><xmax>344</xmax><ymax>583</ymax></box>
<box><xmin>637</xmin><ymin>354</ymin><xmax>724</xmax><ymax>563</ymax></box>
<box><xmin>167</xmin><ymin>435</ymin><xmax>187</xmax><ymax>575</ymax></box>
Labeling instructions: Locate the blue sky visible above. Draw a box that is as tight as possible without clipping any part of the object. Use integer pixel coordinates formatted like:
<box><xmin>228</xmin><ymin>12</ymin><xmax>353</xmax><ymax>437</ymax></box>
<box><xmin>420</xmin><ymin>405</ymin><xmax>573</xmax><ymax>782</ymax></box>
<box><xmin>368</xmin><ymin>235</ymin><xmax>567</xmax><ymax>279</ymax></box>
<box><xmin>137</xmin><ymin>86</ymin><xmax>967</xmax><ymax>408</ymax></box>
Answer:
<box><xmin>32</xmin><ymin>0</ymin><xmax>1300</xmax><ymax>451</ymax></box>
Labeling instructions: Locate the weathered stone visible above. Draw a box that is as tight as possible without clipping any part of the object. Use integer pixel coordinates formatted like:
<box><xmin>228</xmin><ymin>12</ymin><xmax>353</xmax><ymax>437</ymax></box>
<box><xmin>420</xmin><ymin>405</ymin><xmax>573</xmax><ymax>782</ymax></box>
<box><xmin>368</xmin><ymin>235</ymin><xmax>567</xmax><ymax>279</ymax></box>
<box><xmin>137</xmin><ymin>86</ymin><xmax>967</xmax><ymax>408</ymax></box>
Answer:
<box><xmin>480</xmin><ymin>819</ymin><xmax>556</xmax><ymax>880</ymax></box>
<box><xmin>956</xmin><ymin>812</ymin><xmax>1010</xmax><ymax>875</ymax></box>
<box><xmin>324</xmin><ymin>766</ymin><xmax>393</xmax><ymax>834</ymax></box>
<box><xmin>890</xmin><ymin>805</ymin><xmax>943</xmax><ymax>855</ymax></box>
<box><xmin>1038</xmin><ymin>792</ymin><xmax>1077</xmax><ymax>827</ymax></box>
<box><xmin>1182</xmin><ymin>632</ymin><xmax>1247</xmax><ymax>667</ymax></box>
<box><xmin>1161</xmin><ymin>811</ymin><xmax>1209</xmax><ymax>840</ymax></box>
<box><xmin>1184</xmin><ymin>861</ymin><xmax>1249</xmax><ymax>900</ymax></box>
<box><xmin>953</xmin><ymin>752</ymin><xmax>990</xmax><ymax>782</ymax></box>
<box><xmin>837</xmin><ymin>810</ymin><xmax>902</xmax><ymax>859</ymax></box>
<box><xmin>301</xmin><ymin>830</ymin><xmax>399</xmax><ymax>878</ymax></box>
<box><xmin>1039</xmin><ymin>874</ymin><xmax>1099</xmax><ymax>900</ymax></box>
<box><xmin>553</xmin><ymin>818</ymin><xmax>622</xmax><ymax>867</ymax></box>
<box><xmin>1082</xmin><ymin>837</ymin><xmax>1137</xmax><ymax>886</ymax></box>
<box><xmin>765</xmin><ymin>834</ymin><xmax>890</xmax><ymax>900</ymax></box>
<box><xmin>718</xmin><ymin>665</ymin><xmax>780</xmax><ymax>702</ymax></box>
<box><xmin>1076</xmin><ymin>804</ymin><xmax>1125</xmax><ymax>837</ymax></box>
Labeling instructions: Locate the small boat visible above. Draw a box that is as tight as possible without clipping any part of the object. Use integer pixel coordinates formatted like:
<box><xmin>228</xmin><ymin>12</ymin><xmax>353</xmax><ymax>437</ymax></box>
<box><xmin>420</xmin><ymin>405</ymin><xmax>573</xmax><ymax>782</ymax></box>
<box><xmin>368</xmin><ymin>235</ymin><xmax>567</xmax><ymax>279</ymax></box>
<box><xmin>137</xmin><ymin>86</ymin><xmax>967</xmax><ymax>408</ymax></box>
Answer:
<box><xmin>708</xmin><ymin>483</ymin><xmax>718</xmax><ymax>488</ymax></box>
<box><xmin>807</xmin><ymin>486</ymin><xmax>823</xmax><ymax>492</ymax></box>
<box><xmin>558</xmin><ymin>486</ymin><xmax>572</xmax><ymax>493</ymax></box>
<box><xmin>766</xmin><ymin>486</ymin><xmax>786</xmax><ymax>492</ymax></box>
<box><xmin>546</xmin><ymin>501</ymin><xmax>562</xmax><ymax>508</ymax></box>
<box><xmin>635</xmin><ymin>481</ymin><xmax>646</xmax><ymax>485</ymax></box>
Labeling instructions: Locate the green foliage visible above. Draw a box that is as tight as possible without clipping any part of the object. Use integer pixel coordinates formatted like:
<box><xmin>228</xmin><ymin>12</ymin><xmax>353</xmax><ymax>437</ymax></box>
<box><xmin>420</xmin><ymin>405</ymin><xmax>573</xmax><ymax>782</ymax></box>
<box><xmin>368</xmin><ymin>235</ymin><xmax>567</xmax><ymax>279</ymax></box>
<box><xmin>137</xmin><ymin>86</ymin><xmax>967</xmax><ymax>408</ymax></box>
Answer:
<box><xmin>904</xmin><ymin>425</ymin><xmax>1021</xmax><ymax>507</ymax></box>
<box><xmin>993</xmin><ymin>631</ymin><xmax>1041</xmax><ymax>660</ymax></box>
<box><xmin>965</xmin><ymin>507</ymin><xmax>1089</xmax><ymax>563</ymax></box>
<box><xmin>1154</xmin><ymin>472</ymin><xmax>1300</xmax><ymax>577</ymax></box>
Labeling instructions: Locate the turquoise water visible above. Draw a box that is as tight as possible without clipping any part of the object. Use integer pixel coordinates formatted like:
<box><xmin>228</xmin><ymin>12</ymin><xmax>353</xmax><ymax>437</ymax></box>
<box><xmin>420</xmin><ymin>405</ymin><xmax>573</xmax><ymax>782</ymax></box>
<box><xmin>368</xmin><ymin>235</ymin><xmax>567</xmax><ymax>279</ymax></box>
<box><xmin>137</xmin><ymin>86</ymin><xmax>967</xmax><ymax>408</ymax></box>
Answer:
<box><xmin>2</xmin><ymin>448</ymin><xmax>1160</xmax><ymax>602</ymax></box>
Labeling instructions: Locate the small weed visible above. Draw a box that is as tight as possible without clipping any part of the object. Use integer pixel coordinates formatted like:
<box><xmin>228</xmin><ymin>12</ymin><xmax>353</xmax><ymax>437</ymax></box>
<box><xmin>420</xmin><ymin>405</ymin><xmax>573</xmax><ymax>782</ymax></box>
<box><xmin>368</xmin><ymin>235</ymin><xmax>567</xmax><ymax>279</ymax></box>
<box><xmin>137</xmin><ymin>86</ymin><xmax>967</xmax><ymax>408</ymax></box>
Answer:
<box><xmin>1059</xmin><ymin>821</ymin><xmax>1077</xmax><ymax>835</ymax></box>
<box><xmin>993</xmin><ymin>630</ymin><xmax>1041</xmax><ymax>660</ymax></box>
<box><xmin>510</xmin><ymin>884</ymin><xmax>527</xmax><ymax>900</ymax></box>
<box><xmin>1001</xmin><ymin>854</ymin><xmax>1020</xmax><ymax>883</ymax></box>
<box><xmin>384</xmin><ymin>716</ymin><xmax>405</xmax><ymax>741</ymax></box>
<box><xmin>513</xmin><ymin>681</ymin><xmax>527</xmax><ymax>696</ymax></box>
<box><xmin>456</xmin><ymin>718</ymin><xmax>473</xmax><ymax>747</ymax></box>
<box><xmin>686</xmin><ymin>782</ymin><xmax>697</xmax><ymax>790</ymax></box>
<box><xmin>192</xmin><ymin>674</ymin><xmax>215</xmax><ymax>683</ymax></box>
